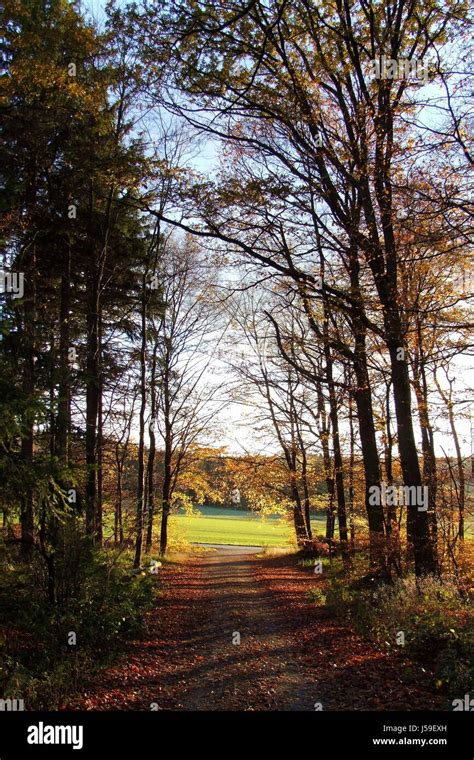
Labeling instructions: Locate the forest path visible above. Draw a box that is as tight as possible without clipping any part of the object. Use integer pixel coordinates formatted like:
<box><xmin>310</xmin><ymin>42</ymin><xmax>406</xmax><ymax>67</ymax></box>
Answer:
<box><xmin>68</xmin><ymin>548</ymin><xmax>444</xmax><ymax>711</ymax></box>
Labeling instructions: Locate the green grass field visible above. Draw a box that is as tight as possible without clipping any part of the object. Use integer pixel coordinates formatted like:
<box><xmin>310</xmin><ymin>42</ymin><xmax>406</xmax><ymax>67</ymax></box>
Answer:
<box><xmin>171</xmin><ymin>505</ymin><xmax>328</xmax><ymax>546</ymax></box>
<box><xmin>171</xmin><ymin>504</ymin><xmax>474</xmax><ymax>547</ymax></box>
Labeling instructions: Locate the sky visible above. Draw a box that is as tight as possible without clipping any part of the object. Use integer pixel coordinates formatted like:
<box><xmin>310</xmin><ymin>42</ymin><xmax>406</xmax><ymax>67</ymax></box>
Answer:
<box><xmin>79</xmin><ymin>0</ymin><xmax>473</xmax><ymax>460</ymax></box>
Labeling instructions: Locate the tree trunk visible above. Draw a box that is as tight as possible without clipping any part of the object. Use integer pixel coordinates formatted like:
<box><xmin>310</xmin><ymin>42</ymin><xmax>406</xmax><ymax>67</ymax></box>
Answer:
<box><xmin>114</xmin><ymin>452</ymin><xmax>124</xmax><ymax>546</ymax></box>
<box><xmin>435</xmin><ymin>374</ymin><xmax>465</xmax><ymax>542</ymax></box>
<box><xmin>133</xmin><ymin>277</ymin><xmax>148</xmax><ymax>568</ymax></box>
<box><xmin>316</xmin><ymin>379</ymin><xmax>335</xmax><ymax>541</ymax></box>
<box><xmin>324</xmin><ymin>338</ymin><xmax>349</xmax><ymax>561</ymax></box>
<box><xmin>20</xmin><ymin>242</ymin><xmax>36</xmax><ymax>559</ymax></box>
<box><xmin>387</xmin><ymin>332</ymin><xmax>437</xmax><ymax>575</ymax></box>
<box><xmin>56</xmin><ymin>240</ymin><xmax>71</xmax><ymax>467</ymax></box>
<box><xmin>96</xmin><ymin>308</ymin><xmax>103</xmax><ymax>545</ymax></box>
<box><xmin>347</xmin><ymin>387</ymin><xmax>356</xmax><ymax>553</ymax></box>
<box><xmin>159</xmin><ymin>439</ymin><xmax>172</xmax><ymax>556</ymax></box>
<box><xmin>352</xmin><ymin>342</ymin><xmax>387</xmax><ymax>570</ymax></box>
<box><xmin>412</xmin><ymin>359</ymin><xmax>437</xmax><ymax>560</ymax></box>
<box><xmin>348</xmin><ymin>244</ymin><xmax>386</xmax><ymax>570</ymax></box>
<box><xmin>85</xmin><ymin>275</ymin><xmax>100</xmax><ymax>538</ymax></box>
<box><xmin>146</xmin><ymin>347</ymin><xmax>158</xmax><ymax>551</ymax></box>
<box><xmin>383</xmin><ymin>377</ymin><xmax>401</xmax><ymax>576</ymax></box>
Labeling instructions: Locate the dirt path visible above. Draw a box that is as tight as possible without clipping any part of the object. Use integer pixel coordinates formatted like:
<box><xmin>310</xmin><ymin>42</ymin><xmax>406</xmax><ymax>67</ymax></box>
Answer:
<box><xmin>67</xmin><ymin>548</ymin><xmax>445</xmax><ymax>711</ymax></box>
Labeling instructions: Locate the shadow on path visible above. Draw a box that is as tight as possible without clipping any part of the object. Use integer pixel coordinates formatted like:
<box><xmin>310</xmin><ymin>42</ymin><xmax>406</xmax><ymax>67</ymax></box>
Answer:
<box><xmin>67</xmin><ymin>547</ymin><xmax>445</xmax><ymax>711</ymax></box>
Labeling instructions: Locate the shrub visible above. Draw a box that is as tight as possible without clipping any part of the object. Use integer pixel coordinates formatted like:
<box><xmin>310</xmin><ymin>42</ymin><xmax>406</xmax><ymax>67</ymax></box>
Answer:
<box><xmin>0</xmin><ymin>526</ymin><xmax>159</xmax><ymax>709</ymax></box>
<box><xmin>325</xmin><ymin>571</ymin><xmax>474</xmax><ymax>696</ymax></box>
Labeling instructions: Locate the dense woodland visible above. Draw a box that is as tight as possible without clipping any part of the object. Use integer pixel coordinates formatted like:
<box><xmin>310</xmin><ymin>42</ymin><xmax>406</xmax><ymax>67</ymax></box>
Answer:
<box><xmin>0</xmin><ymin>0</ymin><xmax>473</xmax><ymax>709</ymax></box>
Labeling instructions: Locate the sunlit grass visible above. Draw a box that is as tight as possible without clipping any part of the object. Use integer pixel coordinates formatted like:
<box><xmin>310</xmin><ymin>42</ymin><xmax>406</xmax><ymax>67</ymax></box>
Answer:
<box><xmin>171</xmin><ymin>505</ymin><xmax>328</xmax><ymax>546</ymax></box>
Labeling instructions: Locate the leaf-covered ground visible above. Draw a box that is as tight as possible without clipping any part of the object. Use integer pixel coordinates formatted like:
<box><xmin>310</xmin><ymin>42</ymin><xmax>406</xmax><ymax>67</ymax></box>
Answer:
<box><xmin>66</xmin><ymin>548</ymin><xmax>446</xmax><ymax>711</ymax></box>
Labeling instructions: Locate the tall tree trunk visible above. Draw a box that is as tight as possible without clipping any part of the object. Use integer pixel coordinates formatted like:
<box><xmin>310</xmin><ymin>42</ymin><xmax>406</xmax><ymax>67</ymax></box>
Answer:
<box><xmin>96</xmin><ymin>307</ymin><xmax>103</xmax><ymax>546</ymax></box>
<box><xmin>114</xmin><ymin>451</ymin><xmax>124</xmax><ymax>546</ymax></box>
<box><xmin>383</xmin><ymin>377</ymin><xmax>401</xmax><ymax>576</ymax></box>
<box><xmin>384</xmin><ymin>307</ymin><xmax>437</xmax><ymax>575</ymax></box>
<box><xmin>85</xmin><ymin>275</ymin><xmax>100</xmax><ymax>538</ymax></box>
<box><xmin>146</xmin><ymin>347</ymin><xmax>158</xmax><ymax>551</ymax></box>
<box><xmin>299</xmin><ymin>443</ymin><xmax>313</xmax><ymax>542</ymax></box>
<box><xmin>289</xmin><ymin>442</ymin><xmax>309</xmax><ymax>547</ymax></box>
<box><xmin>20</xmin><ymin>242</ymin><xmax>36</xmax><ymax>559</ymax></box>
<box><xmin>348</xmin><ymin>243</ymin><xmax>386</xmax><ymax>570</ymax></box>
<box><xmin>85</xmin><ymin>183</ymin><xmax>113</xmax><ymax>541</ymax></box>
<box><xmin>352</xmin><ymin>336</ymin><xmax>387</xmax><ymax>570</ymax></box>
<box><xmin>44</xmin><ymin>239</ymin><xmax>72</xmax><ymax>606</ymax></box>
<box><xmin>347</xmin><ymin>386</ymin><xmax>356</xmax><ymax>552</ymax></box>
<box><xmin>323</xmin><ymin>337</ymin><xmax>349</xmax><ymax>561</ymax></box>
<box><xmin>411</xmin><ymin>339</ymin><xmax>437</xmax><ymax>562</ymax></box>
<box><xmin>159</xmin><ymin>334</ymin><xmax>173</xmax><ymax>557</ymax></box>
<box><xmin>292</xmin><ymin>492</ymin><xmax>309</xmax><ymax>546</ymax></box>
<box><xmin>159</xmin><ymin>432</ymin><xmax>172</xmax><ymax>557</ymax></box>
<box><xmin>133</xmin><ymin>277</ymin><xmax>148</xmax><ymax>568</ymax></box>
<box><xmin>288</xmin><ymin>385</ymin><xmax>311</xmax><ymax>546</ymax></box>
<box><xmin>316</xmin><ymin>379</ymin><xmax>335</xmax><ymax>541</ymax></box>
<box><xmin>56</xmin><ymin>240</ymin><xmax>71</xmax><ymax>467</ymax></box>
<box><xmin>362</xmin><ymin>119</ymin><xmax>437</xmax><ymax>575</ymax></box>
<box><xmin>435</xmin><ymin>374</ymin><xmax>465</xmax><ymax>542</ymax></box>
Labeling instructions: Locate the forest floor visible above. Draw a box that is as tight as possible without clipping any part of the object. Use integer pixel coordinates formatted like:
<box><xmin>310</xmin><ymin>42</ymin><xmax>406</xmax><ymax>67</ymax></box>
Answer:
<box><xmin>66</xmin><ymin>547</ymin><xmax>446</xmax><ymax>711</ymax></box>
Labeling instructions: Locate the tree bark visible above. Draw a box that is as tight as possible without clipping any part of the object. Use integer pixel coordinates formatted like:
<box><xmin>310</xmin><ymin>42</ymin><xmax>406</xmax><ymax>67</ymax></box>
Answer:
<box><xmin>133</xmin><ymin>275</ymin><xmax>148</xmax><ymax>568</ymax></box>
<box><xmin>85</xmin><ymin>275</ymin><xmax>100</xmax><ymax>538</ymax></box>
<box><xmin>20</xmin><ymin>241</ymin><xmax>36</xmax><ymax>559</ymax></box>
<box><xmin>146</xmin><ymin>346</ymin><xmax>158</xmax><ymax>551</ymax></box>
<box><xmin>435</xmin><ymin>374</ymin><xmax>465</xmax><ymax>542</ymax></box>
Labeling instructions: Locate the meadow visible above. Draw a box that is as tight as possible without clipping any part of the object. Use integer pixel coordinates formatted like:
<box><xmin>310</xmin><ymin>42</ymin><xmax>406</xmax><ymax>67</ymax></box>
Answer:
<box><xmin>172</xmin><ymin>505</ymin><xmax>329</xmax><ymax>546</ymax></box>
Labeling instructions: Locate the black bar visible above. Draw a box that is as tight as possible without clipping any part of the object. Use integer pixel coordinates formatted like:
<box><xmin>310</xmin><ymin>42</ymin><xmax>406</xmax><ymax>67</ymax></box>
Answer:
<box><xmin>0</xmin><ymin>711</ymin><xmax>471</xmax><ymax>758</ymax></box>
